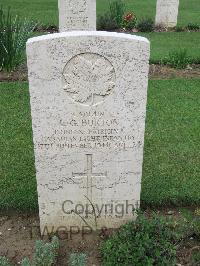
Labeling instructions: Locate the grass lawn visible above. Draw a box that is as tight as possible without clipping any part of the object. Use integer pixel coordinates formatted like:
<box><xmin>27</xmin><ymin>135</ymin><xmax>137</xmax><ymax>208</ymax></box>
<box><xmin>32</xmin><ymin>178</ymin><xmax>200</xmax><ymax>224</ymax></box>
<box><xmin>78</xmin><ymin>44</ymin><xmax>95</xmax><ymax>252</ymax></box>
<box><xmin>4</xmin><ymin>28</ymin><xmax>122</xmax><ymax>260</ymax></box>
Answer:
<box><xmin>136</xmin><ymin>32</ymin><xmax>200</xmax><ymax>63</ymax></box>
<box><xmin>0</xmin><ymin>82</ymin><xmax>37</xmax><ymax>210</ymax></box>
<box><xmin>1</xmin><ymin>0</ymin><xmax>199</xmax><ymax>27</ymax></box>
<box><xmin>0</xmin><ymin>79</ymin><xmax>200</xmax><ymax>210</ymax></box>
<box><xmin>142</xmin><ymin>79</ymin><xmax>200</xmax><ymax>207</ymax></box>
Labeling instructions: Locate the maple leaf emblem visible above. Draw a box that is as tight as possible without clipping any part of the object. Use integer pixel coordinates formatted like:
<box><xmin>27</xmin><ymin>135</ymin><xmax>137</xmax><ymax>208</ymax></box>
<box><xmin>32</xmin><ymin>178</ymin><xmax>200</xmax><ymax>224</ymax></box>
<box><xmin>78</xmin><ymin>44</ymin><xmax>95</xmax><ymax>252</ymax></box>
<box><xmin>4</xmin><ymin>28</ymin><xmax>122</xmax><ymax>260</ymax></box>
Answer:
<box><xmin>69</xmin><ymin>0</ymin><xmax>86</xmax><ymax>14</ymax></box>
<box><xmin>63</xmin><ymin>53</ymin><xmax>115</xmax><ymax>106</ymax></box>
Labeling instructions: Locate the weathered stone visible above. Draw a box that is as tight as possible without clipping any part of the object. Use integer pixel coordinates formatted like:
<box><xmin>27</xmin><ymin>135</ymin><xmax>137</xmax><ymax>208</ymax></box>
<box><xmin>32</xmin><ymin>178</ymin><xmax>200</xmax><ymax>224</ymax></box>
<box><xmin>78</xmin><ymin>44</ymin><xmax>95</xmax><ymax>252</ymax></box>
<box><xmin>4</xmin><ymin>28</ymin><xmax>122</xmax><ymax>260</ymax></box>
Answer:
<box><xmin>155</xmin><ymin>0</ymin><xmax>179</xmax><ymax>27</ymax></box>
<box><xmin>58</xmin><ymin>0</ymin><xmax>96</xmax><ymax>32</ymax></box>
<box><xmin>26</xmin><ymin>31</ymin><xmax>150</xmax><ymax>232</ymax></box>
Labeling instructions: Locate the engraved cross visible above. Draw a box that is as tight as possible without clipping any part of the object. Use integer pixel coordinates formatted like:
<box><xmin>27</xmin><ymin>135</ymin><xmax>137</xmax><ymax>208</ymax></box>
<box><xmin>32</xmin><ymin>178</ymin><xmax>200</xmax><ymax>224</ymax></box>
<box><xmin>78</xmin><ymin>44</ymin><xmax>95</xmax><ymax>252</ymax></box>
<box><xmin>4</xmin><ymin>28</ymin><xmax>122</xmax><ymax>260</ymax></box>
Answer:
<box><xmin>72</xmin><ymin>154</ymin><xmax>107</xmax><ymax>201</ymax></box>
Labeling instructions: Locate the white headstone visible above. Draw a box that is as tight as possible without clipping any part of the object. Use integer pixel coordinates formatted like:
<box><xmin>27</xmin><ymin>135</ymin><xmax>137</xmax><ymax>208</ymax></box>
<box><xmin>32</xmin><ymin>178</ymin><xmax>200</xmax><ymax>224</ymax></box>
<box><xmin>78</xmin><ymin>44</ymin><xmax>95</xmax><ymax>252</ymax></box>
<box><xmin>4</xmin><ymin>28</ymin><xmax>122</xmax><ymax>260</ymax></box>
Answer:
<box><xmin>155</xmin><ymin>0</ymin><xmax>179</xmax><ymax>27</ymax></box>
<box><xmin>58</xmin><ymin>0</ymin><xmax>96</xmax><ymax>32</ymax></box>
<box><xmin>26</xmin><ymin>31</ymin><xmax>150</xmax><ymax>233</ymax></box>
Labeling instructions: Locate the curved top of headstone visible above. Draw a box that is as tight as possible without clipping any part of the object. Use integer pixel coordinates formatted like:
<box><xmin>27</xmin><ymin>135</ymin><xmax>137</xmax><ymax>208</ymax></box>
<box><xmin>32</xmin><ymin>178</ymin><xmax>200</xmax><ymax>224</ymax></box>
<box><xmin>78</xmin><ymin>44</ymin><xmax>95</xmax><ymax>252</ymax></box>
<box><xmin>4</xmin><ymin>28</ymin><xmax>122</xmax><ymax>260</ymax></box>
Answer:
<box><xmin>27</xmin><ymin>31</ymin><xmax>150</xmax><ymax>45</ymax></box>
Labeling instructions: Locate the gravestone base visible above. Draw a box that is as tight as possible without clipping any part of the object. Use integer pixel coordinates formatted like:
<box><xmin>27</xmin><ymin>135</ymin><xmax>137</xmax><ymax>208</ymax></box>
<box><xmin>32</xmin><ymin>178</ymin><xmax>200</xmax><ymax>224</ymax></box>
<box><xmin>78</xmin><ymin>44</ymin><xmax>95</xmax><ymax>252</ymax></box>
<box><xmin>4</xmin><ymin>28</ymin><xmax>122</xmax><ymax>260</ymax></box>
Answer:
<box><xmin>40</xmin><ymin>199</ymin><xmax>139</xmax><ymax>235</ymax></box>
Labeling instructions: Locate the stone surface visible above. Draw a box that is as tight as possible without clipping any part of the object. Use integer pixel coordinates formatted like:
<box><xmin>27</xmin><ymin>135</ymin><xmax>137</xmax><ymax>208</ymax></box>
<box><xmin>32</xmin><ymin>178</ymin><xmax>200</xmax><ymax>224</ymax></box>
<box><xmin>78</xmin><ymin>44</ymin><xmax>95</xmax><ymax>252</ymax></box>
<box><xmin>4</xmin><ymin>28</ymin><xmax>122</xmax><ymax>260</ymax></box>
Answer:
<box><xmin>58</xmin><ymin>0</ymin><xmax>96</xmax><ymax>32</ymax></box>
<box><xmin>155</xmin><ymin>0</ymin><xmax>179</xmax><ymax>27</ymax></box>
<box><xmin>26</xmin><ymin>31</ymin><xmax>150</xmax><ymax>233</ymax></box>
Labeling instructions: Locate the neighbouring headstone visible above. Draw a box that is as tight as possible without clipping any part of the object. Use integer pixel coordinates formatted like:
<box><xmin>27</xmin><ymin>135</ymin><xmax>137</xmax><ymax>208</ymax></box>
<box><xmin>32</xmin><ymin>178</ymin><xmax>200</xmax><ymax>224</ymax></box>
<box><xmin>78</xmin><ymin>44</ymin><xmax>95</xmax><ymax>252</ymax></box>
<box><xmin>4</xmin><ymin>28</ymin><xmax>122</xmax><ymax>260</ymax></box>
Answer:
<box><xmin>27</xmin><ymin>31</ymin><xmax>150</xmax><ymax>233</ymax></box>
<box><xmin>155</xmin><ymin>0</ymin><xmax>179</xmax><ymax>27</ymax></box>
<box><xmin>58</xmin><ymin>0</ymin><xmax>96</xmax><ymax>31</ymax></box>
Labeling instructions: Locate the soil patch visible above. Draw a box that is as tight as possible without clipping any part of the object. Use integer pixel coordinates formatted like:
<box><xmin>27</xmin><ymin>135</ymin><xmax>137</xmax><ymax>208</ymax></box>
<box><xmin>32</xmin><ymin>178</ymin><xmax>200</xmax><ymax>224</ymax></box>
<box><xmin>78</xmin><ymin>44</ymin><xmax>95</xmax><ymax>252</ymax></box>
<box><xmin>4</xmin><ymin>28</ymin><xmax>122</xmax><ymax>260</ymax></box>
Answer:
<box><xmin>0</xmin><ymin>211</ymin><xmax>104</xmax><ymax>266</ymax></box>
<box><xmin>33</xmin><ymin>25</ymin><xmax>200</xmax><ymax>34</ymax></box>
<box><xmin>0</xmin><ymin>64</ymin><xmax>200</xmax><ymax>83</ymax></box>
<box><xmin>0</xmin><ymin>208</ymin><xmax>199</xmax><ymax>266</ymax></box>
<box><xmin>0</xmin><ymin>64</ymin><xmax>28</xmax><ymax>83</ymax></box>
<box><xmin>149</xmin><ymin>64</ymin><xmax>200</xmax><ymax>79</ymax></box>
<box><xmin>0</xmin><ymin>211</ymin><xmax>39</xmax><ymax>264</ymax></box>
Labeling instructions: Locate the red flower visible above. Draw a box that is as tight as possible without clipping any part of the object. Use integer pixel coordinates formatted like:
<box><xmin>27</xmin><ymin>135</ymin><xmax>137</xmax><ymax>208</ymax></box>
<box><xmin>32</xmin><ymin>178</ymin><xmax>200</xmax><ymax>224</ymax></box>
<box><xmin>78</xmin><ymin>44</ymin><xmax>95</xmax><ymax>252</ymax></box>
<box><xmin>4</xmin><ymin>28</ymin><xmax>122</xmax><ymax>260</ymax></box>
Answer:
<box><xmin>124</xmin><ymin>12</ymin><xmax>135</xmax><ymax>22</ymax></box>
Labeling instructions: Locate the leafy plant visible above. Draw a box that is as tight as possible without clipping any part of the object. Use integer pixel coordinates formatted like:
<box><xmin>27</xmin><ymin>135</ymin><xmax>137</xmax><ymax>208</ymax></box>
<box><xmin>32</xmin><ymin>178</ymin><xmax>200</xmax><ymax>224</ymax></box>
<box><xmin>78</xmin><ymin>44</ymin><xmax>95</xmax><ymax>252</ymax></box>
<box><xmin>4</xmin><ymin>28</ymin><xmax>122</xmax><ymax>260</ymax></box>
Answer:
<box><xmin>180</xmin><ymin>208</ymin><xmax>200</xmax><ymax>240</ymax></box>
<box><xmin>109</xmin><ymin>0</ymin><xmax>125</xmax><ymax>28</ymax></box>
<box><xmin>21</xmin><ymin>258</ymin><xmax>31</xmax><ymax>266</ymax></box>
<box><xmin>101</xmin><ymin>211</ymin><xmax>178</xmax><ymax>266</ymax></box>
<box><xmin>0</xmin><ymin>257</ymin><xmax>12</xmax><ymax>266</ymax></box>
<box><xmin>32</xmin><ymin>236</ymin><xmax>59</xmax><ymax>266</ymax></box>
<box><xmin>137</xmin><ymin>18</ymin><xmax>154</xmax><ymax>32</ymax></box>
<box><xmin>0</xmin><ymin>236</ymin><xmax>59</xmax><ymax>266</ymax></box>
<box><xmin>68</xmin><ymin>253</ymin><xmax>87</xmax><ymax>266</ymax></box>
<box><xmin>163</xmin><ymin>49</ymin><xmax>190</xmax><ymax>69</ymax></box>
<box><xmin>97</xmin><ymin>0</ymin><xmax>137</xmax><ymax>31</ymax></box>
<box><xmin>191</xmin><ymin>248</ymin><xmax>200</xmax><ymax>266</ymax></box>
<box><xmin>175</xmin><ymin>26</ymin><xmax>185</xmax><ymax>32</ymax></box>
<box><xmin>187</xmin><ymin>23</ymin><xmax>200</xmax><ymax>31</ymax></box>
<box><xmin>0</xmin><ymin>6</ymin><xmax>35</xmax><ymax>72</ymax></box>
<box><xmin>191</xmin><ymin>219</ymin><xmax>200</xmax><ymax>240</ymax></box>
<box><xmin>97</xmin><ymin>12</ymin><xmax>118</xmax><ymax>31</ymax></box>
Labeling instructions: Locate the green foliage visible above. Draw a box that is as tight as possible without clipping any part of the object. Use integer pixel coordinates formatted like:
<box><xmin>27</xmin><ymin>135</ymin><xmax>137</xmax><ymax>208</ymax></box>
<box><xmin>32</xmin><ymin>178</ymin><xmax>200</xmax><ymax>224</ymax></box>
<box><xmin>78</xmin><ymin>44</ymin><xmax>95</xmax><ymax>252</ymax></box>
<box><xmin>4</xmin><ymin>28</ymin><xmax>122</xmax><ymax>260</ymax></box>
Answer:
<box><xmin>97</xmin><ymin>0</ymin><xmax>125</xmax><ymax>30</ymax></box>
<box><xmin>97</xmin><ymin>12</ymin><xmax>118</xmax><ymax>31</ymax></box>
<box><xmin>175</xmin><ymin>26</ymin><xmax>185</xmax><ymax>32</ymax></box>
<box><xmin>97</xmin><ymin>0</ymin><xmax>137</xmax><ymax>30</ymax></box>
<box><xmin>109</xmin><ymin>0</ymin><xmax>125</xmax><ymax>28</ymax></box>
<box><xmin>0</xmin><ymin>237</ymin><xmax>59</xmax><ymax>266</ymax></box>
<box><xmin>168</xmin><ymin>49</ymin><xmax>190</xmax><ymax>69</ymax></box>
<box><xmin>21</xmin><ymin>258</ymin><xmax>31</xmax><ymax>266</ymax></box>
<box><xmin>163</xmin><ymin>49</ymin><xmax>190</xmax><ymax>69</ymax></box>
<box><xmin>68</xmin><ymin>253</ymin><xmax>87</xmax><ymax>266</ymax></box>
<box><xmin>101</xmin><ymin>211</ymin><xmax>178</xmax><ymax>266</ymax></box>
<box><xmin>187</xmin><ymin>23</ymin><xmax>200</xmax><ymax>31</ymax></box>
<box><xmin>190</xmin><ymin>219</ymin><xmax>200</xmax><ymax>240</ymax></box>
<box><xmin>0</xmin><ymin>257</ymin><xmax>12</xmax><ymax>266</ymax></box>
<box><xmin>137</xmin><ymin>18</ymin><xmax>154</xmax><ymax>32</ymax></box>
<box><xmin>180</xmin><ymin>209</ymin><xmax>200</xmax><ymax>240</ymax></box>
<box><xmin>32</xmin><ymin>236</ymin><xmax>59</xmax><ymax>266</ymax></box>
<box><xmin>0</xmin><ymin>7</ymin><xmax>35</xmax><ymax>72</ymax></box>
<box><xmin>191</xmin><ymin>248</ymin><xmax>200</xmax><ymax>266</ymax></box>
